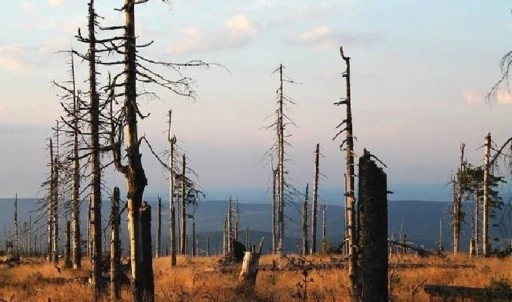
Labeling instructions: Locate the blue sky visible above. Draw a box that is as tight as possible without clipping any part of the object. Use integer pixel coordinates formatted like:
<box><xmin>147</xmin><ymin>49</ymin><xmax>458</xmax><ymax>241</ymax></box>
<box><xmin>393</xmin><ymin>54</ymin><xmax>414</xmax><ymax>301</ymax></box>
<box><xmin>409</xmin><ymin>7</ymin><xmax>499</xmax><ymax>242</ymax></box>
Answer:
<box><xmin>1</xmin><ymin>0</ymin><xmax>512</xmax><ymax>202</ymax></box>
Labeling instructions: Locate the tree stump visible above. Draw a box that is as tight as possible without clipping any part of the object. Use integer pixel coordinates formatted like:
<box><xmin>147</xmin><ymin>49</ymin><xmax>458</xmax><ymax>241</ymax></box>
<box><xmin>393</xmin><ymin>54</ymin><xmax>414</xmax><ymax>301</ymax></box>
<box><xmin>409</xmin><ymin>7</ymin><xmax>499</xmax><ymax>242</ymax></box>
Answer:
<box><xmin>238</xmin><ymin>238</ymin><xmax>265</xmax><ymax>288</ymax></box>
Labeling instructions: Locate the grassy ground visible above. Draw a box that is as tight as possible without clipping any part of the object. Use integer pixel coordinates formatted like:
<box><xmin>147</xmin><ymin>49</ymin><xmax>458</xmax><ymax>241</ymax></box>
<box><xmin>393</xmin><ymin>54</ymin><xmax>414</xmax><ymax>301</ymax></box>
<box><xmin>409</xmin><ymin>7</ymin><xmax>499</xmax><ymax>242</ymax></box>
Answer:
<box><xmin>0</xmin><ymin>253</ymin><xmax>510</xmax><ymax>301</ymax></box>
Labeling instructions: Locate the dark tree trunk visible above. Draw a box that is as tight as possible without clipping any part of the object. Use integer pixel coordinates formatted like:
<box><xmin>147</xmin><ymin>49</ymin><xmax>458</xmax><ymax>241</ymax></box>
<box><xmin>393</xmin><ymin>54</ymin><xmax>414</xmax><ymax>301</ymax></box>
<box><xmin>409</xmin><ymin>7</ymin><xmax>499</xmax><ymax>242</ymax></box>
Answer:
<box><xmin>311</xmin><ymin>143</ymin><xmax>319</xmax><ymax>254</ymax></box>
<box><xmin>180</xmin><ymin>154</ymin><xmax>187</xmax><ymax>255</ymax></box>
<box><xmin>302</xmin><ymin>184</ymin><xmax>309</xmax><ymax>256</ymax></box>
<box><xmin>110</xmin><ymin>187</ymin><xmax>121</xmax><ymax>301</ymax></box>
<box><xmin>141</xmin><ymin>203</ymin><xmax>154</xmax><ymax>301</ymax></box>
<box><xmin>358</xmin><ymin>150</ymin><xmax>388</xmax><ymax>302</ymax></box>
<box><xmin>156</xmin><ymin>197</ymin><xmax>161</xmax><ymax>258</ymax></box>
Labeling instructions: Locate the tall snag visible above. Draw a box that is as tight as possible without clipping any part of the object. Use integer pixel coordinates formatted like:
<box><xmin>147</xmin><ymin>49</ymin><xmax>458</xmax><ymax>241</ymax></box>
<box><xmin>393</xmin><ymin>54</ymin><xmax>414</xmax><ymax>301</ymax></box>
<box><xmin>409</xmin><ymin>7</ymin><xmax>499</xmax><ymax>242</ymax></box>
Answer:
<box><xmin>453</xmin><ymin>143</ymin><xmax>465</xmax><ymax>255</ymax></box>
<box><xmin>334</xmin><ymin>47</ymin><xmax>358</xmax><ymax>300</ymax></box>
<box><xmin>311</xmin><ymin>143</ymin><xmax>320</xmax><ymax>254</ymax></box>
<box><xmin>482</xmin><ymin>133</ymin><xmax>491</xmax><ymax>257</ymax></box>
<box><xmin>168</xmin><ymin>110</ymin><xmax>177</xmax><ymax>266</ymax></box>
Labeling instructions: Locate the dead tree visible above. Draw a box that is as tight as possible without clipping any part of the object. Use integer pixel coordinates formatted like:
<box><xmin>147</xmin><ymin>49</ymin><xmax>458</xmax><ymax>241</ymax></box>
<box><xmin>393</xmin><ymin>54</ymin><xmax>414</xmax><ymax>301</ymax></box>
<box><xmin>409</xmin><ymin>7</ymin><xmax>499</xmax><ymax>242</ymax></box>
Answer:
<box><xmin>110</xmin><ymin>187</ymin><xmax>121</xmax><ymax>301</ymax></box>
<box><xmin>271</xmin><ymin>162</ymin><xmax>278</xmax><ymax>254</ymax></box>
<box><xmin>168</xmin><ymin>110</ymin><xmax>177</xmax><ymax>266</ymax></box>
<box><xmin>334</xmin><ymin>46</ymin><xmax>358</xmax><ymax>300</ymax></box>
<box><xmin>482</xmin><ymin>133</ymin><xmax>491</xmax><ymax>257</ymax></box>
<box><xmin>13</xmin><ymin>194</ymin><xmax>19</xmax><ymax>257</ymax></box>
<box><xmin>266</xmin><ymin>64</ymin><xmax>298</xmax><ymax>258</ymax></box>
<box><xmin>453</xmin><ymin>143</ymin><xmax>465</xmax><ymax>255</ymax></box>
<box><xmin>358</xmin><ymin>150</ymin><xmax>388</xmax><ymax>301</ymax></box>
<box><xmin>322</xmin><ymin>205</ymin><xmax>327</xmax><ymax>244</ymax></box>
<box><xmin>180</xmin><ymin>154</ymin><xmax>187</xmax><ymax>255</ymax></box>
<box><xmin>302</xmin><ymin>184</ymin><xmax>309</xmax><ymax>256</ymax></box>
<box><xmin>141</xmin><ymin>202</ymin><xmax>154</xmax><ymax>301</ymax></box>
<box><xmin>65</xmin><ymin>221</ymin><xmax>71</xmax><ymax>267</ymax></box>
<box><xmin>238</xmin><ymin>238</ymin><xmax>265</xmax><ymax>289</ymax></box>
<box><xmin>311</xmin><ymin>143</ymin><xmax>320</xmax><ymax>254</ymax></box>
<box><xmin>155</xmin><ymin>197</ymin><xmax>162</xmax><ymax>258</ymax></box>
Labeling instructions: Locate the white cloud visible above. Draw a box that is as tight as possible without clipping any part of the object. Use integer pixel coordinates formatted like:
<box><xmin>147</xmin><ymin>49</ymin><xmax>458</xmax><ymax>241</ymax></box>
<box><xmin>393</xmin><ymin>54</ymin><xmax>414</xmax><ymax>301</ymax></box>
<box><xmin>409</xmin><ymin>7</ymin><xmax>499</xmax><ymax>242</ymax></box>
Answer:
<box><xmin>21</xmin><ymin>1</ymin><xmax>34</xmax><ymax>11</ymax></box>
<box><xmin>0</xmin><ymin>45</ymin><xmax>30</xmax><ymax>72</ymax></box>
<box><xmin>286</xmin><ymin>25</ymin><xmax>382</xmax><ymax>49</ymax></box>
<box><xmin>462</xmin><ymin>89</ymin><xmax>484</xmax><ymax>105</ymax></box>
<box><xmin>168</xmin><ymin>14</ymin><xmax>258</xmax><ymax>55</ymax></box>
<box><xmin>47</xmin><ymin>0</ymin><xmax>63</xmax><ymax>7</ymax></box>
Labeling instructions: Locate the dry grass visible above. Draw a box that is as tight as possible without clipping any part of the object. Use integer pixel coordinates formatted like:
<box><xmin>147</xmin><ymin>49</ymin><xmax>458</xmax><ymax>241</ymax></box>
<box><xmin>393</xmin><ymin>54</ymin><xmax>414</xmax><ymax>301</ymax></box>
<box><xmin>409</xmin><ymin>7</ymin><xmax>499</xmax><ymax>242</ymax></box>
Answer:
<box><xmin>0</xmin><ymin>253</ymin><xmax>511</xmax><ymax>301</ymax></box>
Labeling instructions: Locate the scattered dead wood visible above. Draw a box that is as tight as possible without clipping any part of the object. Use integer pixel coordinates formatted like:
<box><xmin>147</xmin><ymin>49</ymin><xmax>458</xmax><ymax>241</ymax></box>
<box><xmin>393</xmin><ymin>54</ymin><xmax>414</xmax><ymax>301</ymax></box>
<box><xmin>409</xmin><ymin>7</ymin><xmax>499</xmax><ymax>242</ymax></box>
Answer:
<box><xmin>389</xmin><ymin>240</ymin><xmax>443</xmax><ymax>257</ymax></box>
<box><xmin>424</xmin><ymin>284</ymin><xmax>512</xmax><ymax>301</ymax></box>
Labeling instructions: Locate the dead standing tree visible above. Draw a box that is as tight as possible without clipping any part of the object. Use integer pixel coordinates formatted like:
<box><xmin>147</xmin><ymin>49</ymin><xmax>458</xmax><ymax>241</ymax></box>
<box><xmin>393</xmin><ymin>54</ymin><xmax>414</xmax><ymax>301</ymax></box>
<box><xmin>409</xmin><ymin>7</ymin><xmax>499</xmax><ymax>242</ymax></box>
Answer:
<box><xmin>266</xmin><ymin>64</ymin><xmax>298</xmax><ymax>258</ymax></box>
<box><xmin>334</xmin><ymin>47</ymin><xmax>359</xmax><ymax>300</ymax></box>
<box><xmin>168</xmin><ymin>109</ymin><xmax>177</xmax><ymax>266</ymax></box>
<box><xmin>311</xmin><ymin>143</ymin><xmax>320</xmax><ymax>254</ymax></box>
<box><xmin>452</xmin><ymin>143</ymin><xmax>465</xmax><ymax>255</ymax></box>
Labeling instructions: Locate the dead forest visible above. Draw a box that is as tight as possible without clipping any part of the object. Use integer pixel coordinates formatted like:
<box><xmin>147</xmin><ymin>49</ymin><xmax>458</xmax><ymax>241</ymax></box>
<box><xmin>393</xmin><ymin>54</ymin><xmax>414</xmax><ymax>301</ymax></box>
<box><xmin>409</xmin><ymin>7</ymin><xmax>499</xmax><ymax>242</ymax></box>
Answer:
<box><xmin>3</xmin><ymin>1</ymin><xmax>512</xmax><ymax>302</ymax></box>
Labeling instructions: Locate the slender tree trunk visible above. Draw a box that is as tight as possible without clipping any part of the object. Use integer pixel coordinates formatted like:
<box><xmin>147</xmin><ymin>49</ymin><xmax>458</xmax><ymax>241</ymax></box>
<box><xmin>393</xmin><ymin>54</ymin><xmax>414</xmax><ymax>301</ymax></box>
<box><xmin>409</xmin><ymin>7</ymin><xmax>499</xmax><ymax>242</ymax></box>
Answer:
<box><xmin>156</xmin><ymin>197</ymin><xmax>161</xmax><ymax>258</ymax></box>
<box><xmin>474</xmin><ymin>191</ymin><xmax>480</xmax><ymax>257</ymax></box>
<box><xmin>28</xmin><ymin>216</ymin><xmax>32</xmax><ymax>256</ymax></box>
<box><xmin>14</xmin><ymin>194</ymin><xmax>19</xmax><ymax>256</ymax></box>
<box><xmin>227</xmin><ymin>198</ymin><xmax>232</xmax><ymax>254</ymax></box>
<box><xmin>48</xmin><ymin>139</ymin><xmax>54</xmax><ymax>262</ymax></box>
<box><xmin>340</xmin><ymin>47</ymin><xmax>359</xmax><ymax>301</ymax></box>
<box><xmin>87</xmin><ymin>0</ymin><xmax>103</xmax><ymax>295</ymax></box>
<box><xmin>322</xmin><ymin>206</ymin><xmax>327</xmax><ymax>243</ymax></box>
<box><xmin>277</xmin><ymin>64</ymin><xmax>285</xmax><ymax>258</ymax></box>
<box><xmin>311</xmin><ymin>143</ymin><xmax>319</xmax><ymax>254</ymax></box>
<box><xmin>483</xmin><ymin>133</ymin><xmax>491</xmax><ymax>257</ymax></box>
<box><xmin>111</xmin><ymin>187</ymin><xmax>121</xmax><ymax>301</ymax></box>
<box><xmin>302</xmin><ymin>184</ymin><xmax>309</xmax><ymax>256</ymax></box>
<box><xmin>192</xmin><ymin>220</ymin><xmax>196</xmax><ymax>257</ymax></box>
<box><xmin>453</xmin><ymin>143</ymin><xmax>465</xmax><ymax>255</ymax></box>
<box><xmin>168</xmin><ymin>110</ymin><xmax>177</xmax><ymax>266</ymax></box>
<box><xmin>271</xmin><ymin>167</ymin><xmax>277</xmax><ymax>254</ymax></box>
<box><xmin>52</xmin><ymin>123</ymin><xmax>60</xmax><ymax>264</ymax></box>
<box><xmin>180</xmin><ymin>154</ymin><xmax>187</xmax><ymax>255</ymax></box>
<box><xmin>70</xmin><ymin>52</ymin><xmax>82</xmax><ymax>269</ymax></box>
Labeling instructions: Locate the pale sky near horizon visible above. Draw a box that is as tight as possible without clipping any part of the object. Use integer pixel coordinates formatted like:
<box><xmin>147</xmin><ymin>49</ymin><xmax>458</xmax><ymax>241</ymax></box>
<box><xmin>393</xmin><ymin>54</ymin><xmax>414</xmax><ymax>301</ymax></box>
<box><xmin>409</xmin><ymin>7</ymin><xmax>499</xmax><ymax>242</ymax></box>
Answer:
<box><xmin>1</xmin><ymin>0</ymin><xmax>512</xmax><ymax>202</ymax></box>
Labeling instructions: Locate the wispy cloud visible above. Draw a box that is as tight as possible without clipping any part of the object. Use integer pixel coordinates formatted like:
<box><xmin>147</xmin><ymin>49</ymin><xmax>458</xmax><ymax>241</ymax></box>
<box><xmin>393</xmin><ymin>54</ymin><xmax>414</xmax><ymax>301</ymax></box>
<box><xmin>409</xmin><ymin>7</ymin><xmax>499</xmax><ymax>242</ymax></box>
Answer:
<box><xmin>167</xmin><ymin>14</ymin><xmax>258</xmax><ymax>55</ymax></box>
<box><xmin>21</xmin><ymin>1</ymin><xmax>34</xmax><ymax>11</ymax></box>
<box><xmin>285</xmin><ymin>25</ymin><xmax>382</xmax><ymax>49</ymax></box>
<box><xmin>0</xmin><ymin>45</ymin><xmax>30</xmax><ymax>72</ymax></box>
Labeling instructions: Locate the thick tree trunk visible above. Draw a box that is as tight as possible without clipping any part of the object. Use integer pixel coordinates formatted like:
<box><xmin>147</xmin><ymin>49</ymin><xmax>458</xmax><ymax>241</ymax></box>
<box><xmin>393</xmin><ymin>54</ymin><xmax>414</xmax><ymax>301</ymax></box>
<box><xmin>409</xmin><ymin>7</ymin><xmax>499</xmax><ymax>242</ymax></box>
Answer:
<box><xmin>311</xmin><ymin>143</ymin><xmax>319</xmax><ymax>254</ymax></box>
<box><xmin>302</xmin><ymin>184</ymin><xmax>309</xmax><ymax>256</ymax></box>
<box><xmin>358</xmin><ymin>150</ymin><xmax>388</xmax><ymax>302</ymax></box>
<box><xmin>238</xmin><ymin>238</ymin><xmax>265</xmax><ymax>288</ymax></box>
<box><xmin>110</xmin><ymin>187</ymin><xmax>121</xmax><ymax>301</ymax></box>
<box><xmin>141</xmin><ymin>203</ymin><xmax>154</xmax><ymax>301</ymax></box>
<box><xmin>482</xmin><ymin>133</ymin><xmax>491</xmax><ymax>257</ymax></box>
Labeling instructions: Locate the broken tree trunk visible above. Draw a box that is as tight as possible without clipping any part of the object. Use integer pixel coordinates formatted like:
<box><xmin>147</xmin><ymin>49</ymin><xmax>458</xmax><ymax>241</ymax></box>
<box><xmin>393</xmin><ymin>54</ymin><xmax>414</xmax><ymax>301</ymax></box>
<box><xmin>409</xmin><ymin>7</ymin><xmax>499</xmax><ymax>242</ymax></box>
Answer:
<box><xmin>238</xmin><ymin>238</ymin><xmax>265</xmax><ymax>288</ymax></box>
<box><xmin>358</xmin><ymin>149</ymin><xmax>388</xmax><ymax>301</ymax></box>
<box><xmin>311</xmin><ymin>143</ymin><xmax>319</xmax><ymax>255</ymax></box>
<box><xmin>110</xmin><ymin>187</ymin><xmax>121</xmax><ymax>301</ymax></box>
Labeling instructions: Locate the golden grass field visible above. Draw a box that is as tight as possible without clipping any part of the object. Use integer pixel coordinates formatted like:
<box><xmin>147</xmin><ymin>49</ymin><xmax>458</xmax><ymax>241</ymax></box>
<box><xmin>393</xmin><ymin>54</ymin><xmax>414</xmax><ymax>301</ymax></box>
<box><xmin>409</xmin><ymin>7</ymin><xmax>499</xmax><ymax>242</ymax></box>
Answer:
<box><xmin>0</xmin><ymin>253</ymin><xmax>510</xmax><ymax>301</ymax></box>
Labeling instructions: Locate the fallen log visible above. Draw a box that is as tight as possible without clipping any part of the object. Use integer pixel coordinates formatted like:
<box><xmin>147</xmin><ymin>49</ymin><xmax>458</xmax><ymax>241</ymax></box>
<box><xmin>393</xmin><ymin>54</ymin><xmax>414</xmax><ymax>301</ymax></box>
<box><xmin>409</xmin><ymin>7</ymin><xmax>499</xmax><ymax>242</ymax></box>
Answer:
<box><xmin>388</xmin><ymin>240</ymin><xmax>442</xmax><ymax>257</ymax></box>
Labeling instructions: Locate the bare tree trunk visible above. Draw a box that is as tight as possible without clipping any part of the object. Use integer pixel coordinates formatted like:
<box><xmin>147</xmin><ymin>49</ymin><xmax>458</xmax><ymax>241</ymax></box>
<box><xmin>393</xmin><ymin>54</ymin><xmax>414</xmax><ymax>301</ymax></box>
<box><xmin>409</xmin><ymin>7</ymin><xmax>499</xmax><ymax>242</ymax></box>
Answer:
<box><xmin>473</xmin><ymin>191</ymin><xmax>480</xmax><ymax>257</ymax></box>
<box><xmin>302</xmin><ymin>184</ymin><xmax>309</xmax><ymax>256</ymax></box>
<box><xmin>311</xmin><ymin>143</ymin><xmax>319</xmax><ymax>255</ymax></box>
<box><xmin>14</xmin><ymin>194</ymin><xmax>19</xmax><ymax>256</ymax></box>
<box><xmin>168</xmin><ymin>110</ymin><xmax>177</xmax><ymax>266</ymax></box>
<box><xmin>453</xmin><ymin>144</ymin><xmax>465</xmax><ymax>255</ymax></box>
<box><xmin>52</xmin><ymin>123</ymin><xmax>60</xmax><ymax>265</ymax></box>
<box><xmin>170</xmin><ymin>206</ymin><xmax>176</xmax><ymax>266</ymax></box>
<box><xmin>155</xmin><ymin>197</ymin><xmax>161</xmax><ymax>258</ymax></box>
<box><xmin>223</xmin><ymin>219</ymin><xmax>227</xmax><ymax>256</ymax></box>
<box><xmin>192</xmin><ymin>220</ymin><xmax>196</xmax><ymax>257</ymax></box>
<box><xmin>322</xmin><ymin>205</ymin><xmax>327</xmax><ymax>242</ymax></box>
<box><xmin>271</xmin><ymin>167</ymin><xmax>277</xmax><ymax>254</ymax></box>
<box><xmin>277</xmin><ymin>64</ymin><xmax>285</xmax><ymax>258</ymax></box>
<box><xmin>483</xmin><ymin>133</ymin><xmax>491</xmax><ymax>257</ymax></box>
<box><xmin>65</xmin><ymin>221</ymin><xmax>71</xmax><ymax>267</ymax></box>
<box><xmin>238</xmin><ymin>238</ymin><xmax>265</xmax><ymax>288</ymax></box>
<box><xmin>70</xmin><ymin>51</ymin><xmax>82</xmax><ymax>269</ymax></box>
<box><xmin>358</xmin><ymin>150</ymin><xmax>388</xmax><ymax>301</ymax></box>
<box><xmin>110</xmin><ymin>187</ymin><xmax>121</xmax><ymax>301</ymax></box>
<box><xmin>227</xmin><ymin>198</ymin><xmax>232</xmax><ymax>255</ymax></box>
<box><xmin>48</xmin><ymin>139</ymin><xmax>54</xmax><ymax>262</ymax></box>
<box><xmin>339</xmin><ymin>47</ymin><xmax>359</xmax><ymax>301</ymax></box>
<box><xmin>180</xmin><ymin>154</ymin><xmax>187</xmax><ymax>255</ymax></box>
<box><xmin>141</xmin><ymin>203</ymin><xmax>154</xmax><ymax>301</ymax></box>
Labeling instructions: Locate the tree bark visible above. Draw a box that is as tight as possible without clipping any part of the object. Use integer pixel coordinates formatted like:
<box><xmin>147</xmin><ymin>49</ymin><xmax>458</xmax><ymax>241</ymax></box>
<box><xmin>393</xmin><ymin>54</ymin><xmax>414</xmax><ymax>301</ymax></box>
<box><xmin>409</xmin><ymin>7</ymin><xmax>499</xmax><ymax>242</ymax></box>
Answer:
<box><xmin>482</xmin><ymin>133</ymin><xmax>491</xmax><ymax>257</ymax></box>
<box><xmin>310</xmin><ymin>144</ymin><xmax>320</xmax><ymax>255</ymax></box>
<box><xmin>302</xmin><ymin>184</ymin><xmax>309</xmax><ymax>256</ymax></box>
<box><xmin>453</xmin><ymin>143</ymin><xmax>465</xmax><ymax>255</ymax></box>
<box><xmin>238</xmin><ymin>238</ymin><xmax>265</xmax><ymax>288</ymax></box>
<box><xmin>156</xmin><ymin>197</ymin><xmax>161</xmax><ymax>258</ymax></box>
<box><xmin>110</xmin><ymin>187</ymin><xmax>121</xmax><ymax>301</ymax></box>
<box><xmin>277</xmin><ymin>64</ymin><xmax>285</xmax><ymax>258</ymax></box>
<box><xmin>358</xmin><ymin>150</ymin><xmax>388</xmax><ymax>302</ymax></box>
<box><xmin>271</xmin><ymin>167</ymin><xmax>277</xmax><ymax>254</ymax></box>
<box><xmin>180</xmin><ymin>154</ymin><xmax>187</xmax><ymax>255</ymax></box>
<box><xmin>141</xmin><ymin>203</ymin><xmax>154</xmax><ymax>301</ymax></box>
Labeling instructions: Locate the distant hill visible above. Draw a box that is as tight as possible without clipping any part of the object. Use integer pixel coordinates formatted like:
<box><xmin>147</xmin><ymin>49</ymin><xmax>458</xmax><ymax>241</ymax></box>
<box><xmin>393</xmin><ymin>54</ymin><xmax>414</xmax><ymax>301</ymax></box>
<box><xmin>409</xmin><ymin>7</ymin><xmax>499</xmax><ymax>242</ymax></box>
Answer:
<box><xmin>1</xmin><ymin>198</ymin><xmax>511</xmax><ymax>255</ymax></box>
